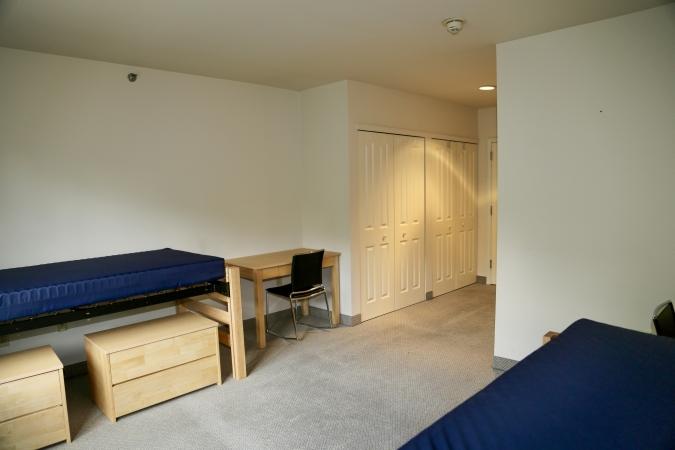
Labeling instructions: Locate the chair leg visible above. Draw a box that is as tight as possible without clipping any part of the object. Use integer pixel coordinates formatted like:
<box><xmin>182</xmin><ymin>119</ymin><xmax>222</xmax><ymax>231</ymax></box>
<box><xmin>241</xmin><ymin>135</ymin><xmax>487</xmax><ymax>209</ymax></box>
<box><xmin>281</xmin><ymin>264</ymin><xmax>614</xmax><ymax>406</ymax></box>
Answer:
<box><xmin>323</xmin><ymin>291</ymin><xmax>333</xmax><ymax>328</ymax></box>
<box><xmin>289</xmin><ymin>299</ymin><xmax>300</xmax><ymax>340</ymax></box>
<box><xmin>265</xmin><ymin>291</ymin><xmax>270</xmax><ymax>334</ymax></box>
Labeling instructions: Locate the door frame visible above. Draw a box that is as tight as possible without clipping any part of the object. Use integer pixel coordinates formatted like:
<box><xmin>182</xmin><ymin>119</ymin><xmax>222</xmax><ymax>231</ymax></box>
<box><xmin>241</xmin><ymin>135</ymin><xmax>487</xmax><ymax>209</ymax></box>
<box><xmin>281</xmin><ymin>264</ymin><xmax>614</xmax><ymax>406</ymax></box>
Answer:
<box><xmin>488</xmin><ymin>138</ymin><xmax>498</xmax><ymax>285</ymax></box>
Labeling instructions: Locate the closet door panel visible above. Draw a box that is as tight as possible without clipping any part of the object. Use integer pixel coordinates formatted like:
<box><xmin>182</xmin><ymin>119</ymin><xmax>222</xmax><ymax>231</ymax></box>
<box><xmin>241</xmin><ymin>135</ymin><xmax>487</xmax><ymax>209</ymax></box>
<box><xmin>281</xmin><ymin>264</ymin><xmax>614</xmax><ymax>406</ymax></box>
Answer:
<box><xmin>358</xmin><ymin>131</ymin><xmax>396</xmax><ymax>320</ymax></box>
<box><xmin>394</xmin><ymin>135</ymin><xmax>425</xmax><ymax>309</ymax></box>
<box><xmin>428</xmin><ymin>139</ymin><xmax>456</xmax><ymax>296</ymax></box>
<box><xmin>466</xmin><ymin>143</ymin><xmax>477</xmax><ymax>282</ymax></box>
<box><xmin>456</xmin><ymin>142</ymin><xmax>477</xmax><ymax>288</ymax></box>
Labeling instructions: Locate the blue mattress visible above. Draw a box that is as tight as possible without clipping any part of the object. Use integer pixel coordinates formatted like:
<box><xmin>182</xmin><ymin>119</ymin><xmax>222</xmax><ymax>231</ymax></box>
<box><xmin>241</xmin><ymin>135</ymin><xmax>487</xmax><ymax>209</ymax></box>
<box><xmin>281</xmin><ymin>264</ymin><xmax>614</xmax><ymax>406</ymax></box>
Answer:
<box><xmin>402</xmin><ymin>319</ymin><xmax>675</xmax><ymax>450</ymax></box>
<box><xmin>0</xmin><ymin>248</ymin><xmax>224</xmax><ymax>322</ymax></box>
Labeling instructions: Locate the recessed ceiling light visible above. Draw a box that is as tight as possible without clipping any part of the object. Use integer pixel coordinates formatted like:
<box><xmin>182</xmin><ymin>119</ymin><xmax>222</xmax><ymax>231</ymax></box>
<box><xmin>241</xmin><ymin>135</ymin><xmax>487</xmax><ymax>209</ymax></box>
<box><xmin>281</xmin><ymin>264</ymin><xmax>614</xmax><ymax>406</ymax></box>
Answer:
<box><xmin>479</xmin><ymin>85</ymin><xmax>496</xmax><ymax>91</ymax></box>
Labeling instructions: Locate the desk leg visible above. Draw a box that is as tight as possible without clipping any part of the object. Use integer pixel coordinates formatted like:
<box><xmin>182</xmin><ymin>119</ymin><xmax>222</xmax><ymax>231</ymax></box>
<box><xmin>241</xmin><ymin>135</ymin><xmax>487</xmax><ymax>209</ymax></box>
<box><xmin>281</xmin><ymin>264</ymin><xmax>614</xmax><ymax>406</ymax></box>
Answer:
<box><xmin>227</xmin><ymin>267</ymin><xmax>247</xmax><ymax>379</ymax></box>
<box><xmin>330</xmin><ymin>259</ymin><xmax>341</xmax><ymax>326</ymax></box>
<box><xmin>254</xmin><ymin>271</ymin><xmax>267</xmax><ymax>349</ymax></box>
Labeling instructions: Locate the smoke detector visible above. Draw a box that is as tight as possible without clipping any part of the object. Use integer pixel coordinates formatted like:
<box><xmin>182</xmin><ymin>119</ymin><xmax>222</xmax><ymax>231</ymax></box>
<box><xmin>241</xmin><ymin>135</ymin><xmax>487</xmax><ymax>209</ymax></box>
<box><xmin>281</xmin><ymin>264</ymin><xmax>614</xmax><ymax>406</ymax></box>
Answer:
<box><xmin>442</xmin><ymin>17</ymin><xmax>465</xmax><ymax>34</ymax></box>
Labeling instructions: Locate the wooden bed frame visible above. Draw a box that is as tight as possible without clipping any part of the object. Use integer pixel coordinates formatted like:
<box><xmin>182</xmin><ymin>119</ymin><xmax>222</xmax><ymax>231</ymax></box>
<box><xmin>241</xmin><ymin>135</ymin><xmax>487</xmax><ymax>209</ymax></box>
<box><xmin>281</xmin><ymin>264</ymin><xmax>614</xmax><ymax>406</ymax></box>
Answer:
<box><xmin>176</xmin><ymin>266</ymin><xmax>247</xmax><ymax>379</ymax></box>
<box><xmin>543</xmin><ymin>331</ymin><xmax>560</xmax><ymax>344</ymax></box>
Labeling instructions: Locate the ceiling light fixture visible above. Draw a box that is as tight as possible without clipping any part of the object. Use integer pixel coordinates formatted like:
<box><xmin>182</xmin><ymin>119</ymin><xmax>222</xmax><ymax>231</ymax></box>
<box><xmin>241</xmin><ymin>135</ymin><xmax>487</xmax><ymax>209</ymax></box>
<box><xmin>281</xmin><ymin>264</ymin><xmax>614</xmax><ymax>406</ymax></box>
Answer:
<box><xmin>479</xmin><ymin>85</ymin><xmax>496</xmax><ymax>91</ymax></box>
<box><xmin>442</xmin><ymin>17</ymin><xmax>465</xmax><ymax>34</ymax></box>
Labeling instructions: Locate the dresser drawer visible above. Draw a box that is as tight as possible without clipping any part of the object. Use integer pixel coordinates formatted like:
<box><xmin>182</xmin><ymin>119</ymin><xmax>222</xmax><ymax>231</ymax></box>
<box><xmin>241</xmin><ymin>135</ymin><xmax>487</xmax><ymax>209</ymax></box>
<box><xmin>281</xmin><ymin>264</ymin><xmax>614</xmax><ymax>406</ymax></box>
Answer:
<box><xmin>113</xmin><ymin>355</ymin><xmax>219</xmax><ymax>418</ymax></box>
<box><xmin>0</xmin><ymin>371</ymin><xmax>62</xmax><ymax>423</ymax></box>
<box><xmin>0</xmin><ymin>405</ymin><xmax>67</xmax><ymax>450</ymax></box>
<box><xmin>109</xmin><ymin>328</ymin><xmax>217</xmax><ymax>384</ymax></box>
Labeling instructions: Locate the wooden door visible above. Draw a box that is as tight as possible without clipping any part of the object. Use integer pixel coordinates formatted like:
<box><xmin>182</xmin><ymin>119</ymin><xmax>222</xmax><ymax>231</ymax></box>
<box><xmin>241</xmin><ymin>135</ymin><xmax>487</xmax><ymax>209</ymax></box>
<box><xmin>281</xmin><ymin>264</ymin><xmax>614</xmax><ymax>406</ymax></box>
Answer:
<box><xmin>394</xmin><ymin>135</ymin><xmax>426</xmax><ymax>309</ymax></box>
<box><xmin>455</xmin><ymin>142</ymin><xmax>477</xmax><ymax>288</ymax></box>
<box><xmin>358</xmin><ymin>131</ymin><xmax>396</xmax><ymax>320</ymax></box>
<box><xmin>427</xmin><ymin>139</ymin><xmax>456</xmax><ymax>296</ymax></box>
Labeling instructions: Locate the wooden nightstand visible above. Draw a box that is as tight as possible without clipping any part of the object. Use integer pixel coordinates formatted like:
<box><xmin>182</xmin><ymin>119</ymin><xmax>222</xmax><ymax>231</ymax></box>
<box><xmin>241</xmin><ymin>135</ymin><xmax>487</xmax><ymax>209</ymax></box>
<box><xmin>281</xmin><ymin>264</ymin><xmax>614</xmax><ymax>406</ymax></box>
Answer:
<box><xmin>85</xmin><ymin>313</ymin><xmax>221</xmax><ymax>422</ymax></box>
<box><xmin>0</xmin><ymin>346</ymin><xmax>71</xmax><ymax>449</ymax></box>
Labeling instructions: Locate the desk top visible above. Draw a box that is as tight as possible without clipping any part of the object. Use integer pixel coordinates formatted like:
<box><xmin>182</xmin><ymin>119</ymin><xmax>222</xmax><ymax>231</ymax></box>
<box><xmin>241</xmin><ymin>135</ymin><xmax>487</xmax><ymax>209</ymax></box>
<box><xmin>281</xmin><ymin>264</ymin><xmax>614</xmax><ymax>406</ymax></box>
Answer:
<box><xmin>225</xmin><ymin>248</ymin><xmax>340</xmax><ymax>270</ymax></box>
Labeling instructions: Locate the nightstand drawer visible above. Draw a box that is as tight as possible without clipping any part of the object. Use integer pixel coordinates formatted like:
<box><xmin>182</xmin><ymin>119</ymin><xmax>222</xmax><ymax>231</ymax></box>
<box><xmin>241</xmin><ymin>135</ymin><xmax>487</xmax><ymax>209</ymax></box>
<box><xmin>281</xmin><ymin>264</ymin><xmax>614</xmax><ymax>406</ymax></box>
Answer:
<box><xmin>109</xmin><ymin>328</ymin><xmax>216</xmax><ymax>384</ymax></box>
<box><xmin>0</xmin><ymin>371</ymin><xmax>62</xmax><ymax>423</ymax></box>
<box><xmin>0</xmin><ymin>405</ymin><xmax>67</xmax><ymax>450</ymax></box>
<box><xmin>112</xmin><ymin>355</ymin><xmax>219</xmax><ymax>417</ymax></box>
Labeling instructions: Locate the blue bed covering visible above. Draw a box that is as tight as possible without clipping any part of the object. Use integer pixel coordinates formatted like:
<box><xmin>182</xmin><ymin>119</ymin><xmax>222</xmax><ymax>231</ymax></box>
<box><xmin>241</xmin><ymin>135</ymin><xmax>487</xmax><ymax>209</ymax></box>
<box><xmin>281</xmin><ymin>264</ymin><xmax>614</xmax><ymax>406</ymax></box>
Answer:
<box><xmin>0</xmin><ymin>248</ymin><xmax>224</xmax><ymax>322</ymax></box>
<box><xmin>402</xmin><ymin>319</ymin><xmax>675</xmax><ymax>450</ymax></box>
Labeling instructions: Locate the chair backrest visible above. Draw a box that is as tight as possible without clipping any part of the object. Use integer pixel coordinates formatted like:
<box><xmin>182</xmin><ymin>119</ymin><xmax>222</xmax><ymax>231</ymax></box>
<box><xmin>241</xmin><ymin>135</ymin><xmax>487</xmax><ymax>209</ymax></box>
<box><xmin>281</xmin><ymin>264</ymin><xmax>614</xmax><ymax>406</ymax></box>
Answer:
<box><xmin>653</xmin><ymin>301</ymin><xmax>675</xmax><ymax>338</ymax></box>
<box><xmin>291</xmin><ymin>250</ymin><xmax>324</xmax><ymax>293</ymax></box>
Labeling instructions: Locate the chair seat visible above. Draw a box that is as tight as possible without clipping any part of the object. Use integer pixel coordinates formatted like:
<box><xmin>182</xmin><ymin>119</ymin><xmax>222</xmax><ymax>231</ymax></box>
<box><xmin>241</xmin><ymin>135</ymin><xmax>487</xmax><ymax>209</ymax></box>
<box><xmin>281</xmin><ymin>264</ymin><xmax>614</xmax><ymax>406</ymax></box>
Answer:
<box><xmin>266</xmin><ymin>283</ymin><xmax>293</xmax><ymax>298</ymax></box>
<box><xmin>266</xmin><ymin>283</ymin><xmax>324</xmax><ymax>299</ymax></box>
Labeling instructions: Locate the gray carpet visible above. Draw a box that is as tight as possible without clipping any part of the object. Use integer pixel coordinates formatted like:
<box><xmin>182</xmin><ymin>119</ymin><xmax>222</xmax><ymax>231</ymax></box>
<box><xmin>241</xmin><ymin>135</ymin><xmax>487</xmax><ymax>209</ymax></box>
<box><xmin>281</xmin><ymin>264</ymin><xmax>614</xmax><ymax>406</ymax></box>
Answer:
<box><xmin>56</xmin><ymin>284</ymin><xmax>496</xmax><ymax>450</ymax></box>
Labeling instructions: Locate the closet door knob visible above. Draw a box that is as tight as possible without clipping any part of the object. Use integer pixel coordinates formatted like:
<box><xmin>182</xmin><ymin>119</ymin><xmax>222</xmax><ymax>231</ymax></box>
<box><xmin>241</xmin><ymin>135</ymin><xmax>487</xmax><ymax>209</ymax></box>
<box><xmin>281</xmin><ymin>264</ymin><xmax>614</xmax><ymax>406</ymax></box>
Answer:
<box><xmin>402</xmin><ymin>233</ymin><xmax>407</xmax><ymax>238</ymax></box>
<box><xmin>382</xmin><ymin>236</ymin><xmax>387</xmax><ymax>242</ymax></box>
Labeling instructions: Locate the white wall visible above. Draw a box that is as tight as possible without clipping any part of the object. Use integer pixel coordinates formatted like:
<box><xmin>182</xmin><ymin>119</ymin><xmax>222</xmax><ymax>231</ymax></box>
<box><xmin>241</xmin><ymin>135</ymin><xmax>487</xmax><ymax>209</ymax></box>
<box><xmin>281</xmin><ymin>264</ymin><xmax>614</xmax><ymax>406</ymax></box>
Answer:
<box><xmin>346</xmin><ymin>80</ymin><xmax>478</xmax><ymax>316</ymax></box>
<box><xmin>495</xmin><ymin>4</ymin><xmax>675</xmax><ymax>361</ymax></box>
<box><xmin>477</xmin><ymin>107</ymin><xmax>497</xmax><ymax>279</ymax></box>
<box><xmin>299</xmin><ymin>81</ymin><xmax>351</xmax><ymax>314</ymax></box>
<box><xmin>0</xmin><ymin>49</ymin><xmax>481</xmax><ymax>361</ymax></box>
<box><xmin>0</xmin><ymin>47</ymin><xmax>303</xmax><ymax>363</ymax></box>
<box><xmin>347</xmin><ymin>81</ymin><xmax>478</xmax><ymax>136</ymax></box>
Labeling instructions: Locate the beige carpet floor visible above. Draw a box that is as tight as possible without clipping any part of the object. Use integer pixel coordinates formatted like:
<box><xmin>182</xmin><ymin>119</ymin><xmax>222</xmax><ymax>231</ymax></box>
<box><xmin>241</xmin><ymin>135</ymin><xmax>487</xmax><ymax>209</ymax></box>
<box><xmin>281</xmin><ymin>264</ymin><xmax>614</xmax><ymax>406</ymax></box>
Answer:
<box><xmin>56</xmin><ymin>283</ymin><xmax>496</xmax><ymax>450</ymax></box>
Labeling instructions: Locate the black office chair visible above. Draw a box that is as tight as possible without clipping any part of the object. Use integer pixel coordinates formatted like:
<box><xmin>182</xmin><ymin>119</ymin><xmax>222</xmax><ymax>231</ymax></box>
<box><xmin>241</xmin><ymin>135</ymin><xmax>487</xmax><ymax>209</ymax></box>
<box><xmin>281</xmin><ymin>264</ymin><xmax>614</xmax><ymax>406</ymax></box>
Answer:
<box><xmin>653</xmin><ymin>300</ymin><xmax>675</xmax><ymax>338</ymax></box>
<box><xmin>265</xmin><ymin>249</ymin><xmax>333</xmax><ymax>340</ymax></box>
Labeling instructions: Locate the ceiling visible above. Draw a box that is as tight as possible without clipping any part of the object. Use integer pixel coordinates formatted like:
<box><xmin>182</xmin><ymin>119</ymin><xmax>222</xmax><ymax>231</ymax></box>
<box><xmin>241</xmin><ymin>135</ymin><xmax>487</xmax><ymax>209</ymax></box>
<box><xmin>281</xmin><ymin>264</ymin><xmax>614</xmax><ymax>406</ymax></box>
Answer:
<box><xmin>0</xmin><ymin>0</ymin><xmax>669</xmax><ymax>107</ymax></box>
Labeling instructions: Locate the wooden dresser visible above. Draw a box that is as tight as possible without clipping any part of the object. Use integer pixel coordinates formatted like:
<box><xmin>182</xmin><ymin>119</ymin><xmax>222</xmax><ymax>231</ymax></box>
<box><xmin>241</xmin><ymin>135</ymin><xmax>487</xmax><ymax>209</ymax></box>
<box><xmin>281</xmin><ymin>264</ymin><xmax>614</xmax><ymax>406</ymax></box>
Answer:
<box><xmin>0</xmin><ymin>346</ymin><xmax>71</xmax><ymax>449</ymax></box>
<box><xmin>85</xmin><ymin>313</ymin><xmax>221</xmax><ymax>422</ymax></box>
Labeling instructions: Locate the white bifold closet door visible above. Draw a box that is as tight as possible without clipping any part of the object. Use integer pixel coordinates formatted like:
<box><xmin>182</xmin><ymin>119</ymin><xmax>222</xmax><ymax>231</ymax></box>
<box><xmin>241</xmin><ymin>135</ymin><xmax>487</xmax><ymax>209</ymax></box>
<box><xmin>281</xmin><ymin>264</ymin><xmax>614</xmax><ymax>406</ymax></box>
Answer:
<box><xmin>359</xmin><ymin>131</ymin><xmax>425</xmax><ymax>321</ymax></box>
<box><xmin>358</xmin><ymin>131</ymin><xmax>395</xmax><ymax>320</ymax></box>
<box><xmin>428</xmin><ymin>139</ymin><xmax>477</xmax><ymax>297</ymax></box>
<box><xmin>456</xmin><ymin>141</ymin><xmax>477</xmax><ymax>288</ymax></box>
<box><xmin>393</xmin><ymin>135</ymin><xmax>426</xmax><ymax>309</ymax></box>
<box><xmin>427</xmin><ymin>139</ymin><xmax>457</xmax><ymax>295</ymax></box>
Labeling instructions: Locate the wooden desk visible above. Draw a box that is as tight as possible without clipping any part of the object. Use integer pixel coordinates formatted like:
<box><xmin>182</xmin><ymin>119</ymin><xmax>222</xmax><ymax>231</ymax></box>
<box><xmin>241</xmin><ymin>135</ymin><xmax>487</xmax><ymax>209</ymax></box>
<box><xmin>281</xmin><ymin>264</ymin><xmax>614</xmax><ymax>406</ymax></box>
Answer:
<box><xmin>225</xmin><ymin>248</ymin><xmax>340</xmax><ymax>348</ymax></box>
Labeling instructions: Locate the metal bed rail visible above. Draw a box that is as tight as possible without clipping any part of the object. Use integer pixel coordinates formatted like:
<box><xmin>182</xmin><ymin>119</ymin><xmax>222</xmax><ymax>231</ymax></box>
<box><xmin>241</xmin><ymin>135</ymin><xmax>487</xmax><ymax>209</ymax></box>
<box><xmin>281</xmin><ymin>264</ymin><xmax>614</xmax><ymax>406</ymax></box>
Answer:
<box><xmin>0</xmin><ymin>279</ymin><xmax>230</xmax><ymax>336</ymax></box>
